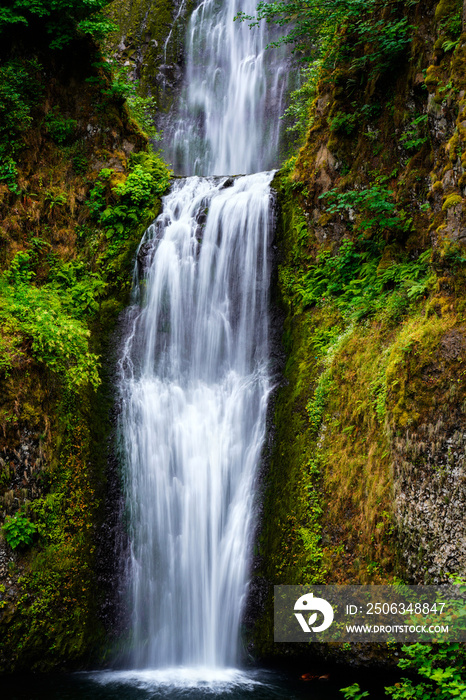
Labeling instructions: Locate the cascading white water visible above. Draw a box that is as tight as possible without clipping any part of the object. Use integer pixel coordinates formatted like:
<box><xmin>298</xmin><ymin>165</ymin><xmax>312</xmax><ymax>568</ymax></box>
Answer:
<box><xmin>169</xmin><ymin>0</ymin><xmax>287</xmax><ymax>175</ymax></box>
<box><xmin>119</xmin><ymin>173</ymin><xmax>273</xmax><ymax>668</ymax></box>
<box><xmin>118</xmin><ymin>0</ymin><xmax>285</xmax><ymax>675</ymax></box>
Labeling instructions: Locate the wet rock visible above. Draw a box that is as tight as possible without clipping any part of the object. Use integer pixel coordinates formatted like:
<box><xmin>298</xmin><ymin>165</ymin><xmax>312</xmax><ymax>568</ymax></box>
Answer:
<box><xmin>0</xmin><ymin>431</ymin><xmax>44</xmax><ymax>517</ymax></box>
<box><xmin>393</xmin><ymin>422</ymin><xmax>466</xmax><ymax>581</ymax></box>
<box><xmin>220</xmin><ymin>177</ymin><xmax>235</xmax><ymax>189</ymax></box>
<box><xmin>137</xmin><ymin>240</ymin><xmax>156</xmax><ymax>276</ymax></box>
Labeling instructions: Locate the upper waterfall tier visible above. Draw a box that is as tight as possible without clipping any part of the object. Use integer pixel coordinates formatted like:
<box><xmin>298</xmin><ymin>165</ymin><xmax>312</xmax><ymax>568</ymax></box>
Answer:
<box><xmin>167</xmin><ymin>0</ymin><xmax>288</xmax><ymax>176</ymax></box>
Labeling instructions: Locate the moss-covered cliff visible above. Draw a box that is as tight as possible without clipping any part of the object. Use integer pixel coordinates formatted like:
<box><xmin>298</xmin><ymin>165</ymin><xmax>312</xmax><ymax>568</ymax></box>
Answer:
<box><xmin>105</xmin><ymin>0</ymin><xmax>193</xmax><ymax>119</ymax></box>
<box><xmin>250</xmin><ymin>0</ymin><xmax>466</xmax><ymax>662</ymax></box>
<box><xmin>0</xmin><ymin>20</ymin><xmax>171</xmax><ymax>671</ymax></box>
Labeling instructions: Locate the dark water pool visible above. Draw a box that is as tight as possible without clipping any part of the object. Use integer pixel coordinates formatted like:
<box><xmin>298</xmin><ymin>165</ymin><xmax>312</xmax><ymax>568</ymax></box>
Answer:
<box><xmin>1</xmin><ymin>667</ymin><xmax>347</xmax><ymax>700</ymax></box>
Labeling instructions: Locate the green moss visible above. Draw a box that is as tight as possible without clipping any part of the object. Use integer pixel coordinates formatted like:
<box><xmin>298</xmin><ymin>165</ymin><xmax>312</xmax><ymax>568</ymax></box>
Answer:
<box><xmin>424</xmin><ymin>66</ymin><xmax>440</xmax><ymax>88</ymax></box>
<box><xmin>442</xmin><ymin>193</ymin><xmax>463</xmax><ymax>209</ymax></box>
<box><xmin>434</xmin><ymin>0</ymin><xmax>462</xmax><ymax>23</ymax></box>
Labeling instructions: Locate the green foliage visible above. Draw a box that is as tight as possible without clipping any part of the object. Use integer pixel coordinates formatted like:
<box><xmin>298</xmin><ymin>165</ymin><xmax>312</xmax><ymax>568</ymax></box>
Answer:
<box><xmin>88</xmin><ymin>60</ymin><xmax>161</xmax><ymax>138</ymax></box>
<box><xmin>127</xmin><ymin>94</ymin><xmax>160</xmax><ymax>140</ymax></box>
<box><xmin>330</xmin><ymin>110</ymin><xmax>358</xmax><ymax>135</ymax></box>
<box><xmin>370</xmin><ymin>362</ymin><xmax>389</xmax><ymax>422</ymax></box>
<box><xmin>320</xmin><ymin>186</ymin><xmax>411</xmax><ymax>236</ymax></box>
<box><xmin>296</xmin><ymin>239</ymin><xmax>432</xmax><ymax>321</ymax></box>
<box><xmin>0</xmin><ymin>157</ymin><xmax>20</xmax><ymax>194</ymax></box>
<box><xmin>2</xmin><ymin>512</ymin><xmax>37</xmax><ymax>550</ymax></box>
<box><xmin>297</xmin><ymin>458</ymin><xmax>324</xmax><ymax>571</ymax></box>
<box><xmin>107</xmin><ymin>63</ymin><xmax>161</xmax><ymax>139</ymax></box>
<box><xmin>442</xmin><ymin>37</ymin><xmax>460</xmax><ymax>52</ymax></box>
<box><xmin>436</xmin><ymin>0</ymin><xmax>462</xmax><ymax>52</ymax></box>
<box><xmin>350</xmin><ymin>15</ymin><xmax>412</xmax><ymax>77</ymax></box>
<box><xmin>87</xmin><ymin>167</ymin><xmax>114</xmax><ymax>217</ymax></box>
<box><xmin>113</xmin><ymin>163</ymin><xmax>161</xmax><ymax>203</ymax></box>
<box><xmin>6</xmin><ymin>420</ymin><xmax>105</xmax><ymax>670</ymax></box>
<box><xmin>282</xmin><ymin>61</ymin><xmax>321</xmax><ymax>141</ymax></box>
<box><xmin>330</xmin><ymin>101</ymin><xmax>382</xmax><ymax>136</ymax></box>
<box><xmin>0</xmin><ymin>58</ymin><xmax>41</xmax><ymax>149</ymax></box>
<box><xmin>400</xmin><ymin>114</ymin><xmax>429</xmax><ymax>152</ymax></box>
<box><xmin>0</xmin><ymin>58</ymin><xmax>43</xmax><ymax>191</ymax></box>
<box><xmin>48</xmin><ymin>259</ymin><xmax>107</xmax><ymax>316</ymax></box>
<box><xmin>340</xmin><ymin>585</ymin><xmax>466</xmax><ymax>699</ymax></box>
<box><xmin>307</xmin><ymin>371</ymin><xmax>333</xmax><ymax>436</ymax></box>
<box><xmin>273</xmin><ymin>452</ymin><xmax>326</xmax><ymax>584</ymax></box>
<box><xmin>306</xmin><ymin>325</ymin><xmax>352</xmax><ymax>434</ymax></box>
<box><xmin>277</xmin><ymin>176</ymin><xmax>431</xmax><ymax>325</ymax></box>
<box><xmin>0</xmin><ymin>0</ymin><xmax>116</xmax><ymax>50</ymax></box>
<box><xmin>71</xmin><ymin>150</ymin><xmax>89</xmax><ymax>175</ymax></box>
<box><xmin>44</xmin><ymin>107</ymin><xmax>77</xmax><ymax>145</ymax></box>
<box><xmin>238</xmin><ymin>0</ymin><xmax>417</xmax><ymax>78</ymax></box>
<box><xmin>88</xmin><ymin>151</ymin><xmax>172</xmax><ymax>241</ymax></box>
<box><xmin>340</xmin><ymin>684</ymin><xmax>370</xmax><ymax>700</ymax></box>
<box><xmin>0</xmin><ymin>250</ymin><xmax>101</xmax><ymax>390</ymax></box>
<box><xmin>44</xmin><ymin>188</ymin><xmax>67</xmax><ymax>211</ymax></box>
<box><xmin>384</xmin><ymin>643</ymin><xmax>466</xmax><ymax>699</ymax></box>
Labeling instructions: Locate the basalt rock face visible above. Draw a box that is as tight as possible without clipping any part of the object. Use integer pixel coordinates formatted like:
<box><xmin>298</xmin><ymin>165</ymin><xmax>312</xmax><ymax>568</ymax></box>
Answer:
<box><xmin>106</xmin><ymin>0</ymin><xmax>192</xmax><ymax>124</ymax></box>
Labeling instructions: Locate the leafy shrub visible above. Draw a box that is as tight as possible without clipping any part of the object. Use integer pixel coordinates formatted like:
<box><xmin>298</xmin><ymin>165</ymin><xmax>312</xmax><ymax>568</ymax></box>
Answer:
<box><xmin>340</xmin><ymin>582</ymin><xmax>466</xmax><ymax>699</ymax></box>
<box><xmin>44</xmin><ymin>107</ymin><xmax>77</xmax><ymax>144</ymax></box>
<box><xmin>330</xmin><ymin>111</ymin><xmax>358</xmax><ymax>135</ymax></box>
<box><xmin>2</xmin><ymin>512</ymin><xmax>36</xmax><ymax>550</ymax></box>
<box><xmin>341</xmin><ymin>641</ymin><xmax>466</xmax><ymax>699</ymax></box>
<box><xmin>48</xmin><ymin>259</ymin><xmax>107</xmax><ymax>316</ymax></box>
<box><xmin>127</xmin><ymin>94</ymin><xmax>160</xmax><ymax>140</ymax></box>
<box><xmin>44</xmin><ymin>189</ymin><xmax>67</xmax><ymax>211</ymax></box>
<box><xmin>87</xmin><ymin>167</ymin><xmax>114</xmax><ymax>218</ymax></box>
<box><xmin>399</xmin><ymin>114</ymin><xmax>429</xmax><ymax>152</ymax></box>
<box><xmin>0</xmin><ymin>157</ymin><xmax>20</xmax><ymax>194</ymax></box>
<box><xmin>88</xmin><ymin>151</ymin><xmax>172</xmax><ymax>240</ymax></box>
<box><xmin>0</xmin><ymin>0</ymin><xmax>116</xmax><ymax>50</ymax></box>
<box><xmin>281</xmin><ymin>61</ymin><xmax>321</xmax><ymax>140</ymax></box>
<box><xmin>71</xmin><ymin>151</ymin><xmax>89</xmax><ymax>174</ymax></box>
<box><xmin>436</xmin><ymin>0</ymin><xmax>462</xmax><ymax>52</ymax></box>
<box><xmin>0</xmin><ymin>58</ymin><xmax>43</xmax><ymax>191</ymax></box>
<box><xmin>320</xmin><ymin>185</ymin><xmax>411</xmax><ymax>236</ymax></box>
<box><xmin>0</xmin><ymin>58</ymin><xmax>42</xmax><ymax>148</ymax></box>
<box><xmin>278</xmin><ymin>183</ymin><xmax>431</xmax><ymax>323</ymax></box>
<box><xmin>340</xmin><ymin>684</ymin><xmax>369</xmax><ymax>700</ymax></box>
<box><xmin>385</xmin><ymin>641</ymin><xmax>466</xmax><ymax>699</ymax></box>
<box><xmin>0</xmin><ymin>250</ymin><xmax>101</xmax><ymax>390</ymax></box>
<box><xmin>350</xmin><ymin>15</ymin><xmax>413</xmax><ymax>77</ymax></box>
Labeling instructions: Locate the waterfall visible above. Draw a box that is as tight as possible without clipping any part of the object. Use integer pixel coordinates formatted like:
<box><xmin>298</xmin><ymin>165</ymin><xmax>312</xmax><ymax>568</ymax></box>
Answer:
<box><xmin>168</xmin><ymin>0</ymin><xmax>287</xmax><ymax>175</ymax></box>
<box><xmin>118</xmin><ymin>0</ymin><xmax>284</xmax><ymax>673</ymax></box>
<box><xmin>119</xmin><ymin>174</ymin><xmax>273</xmax><ymax>668</ymax></box>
